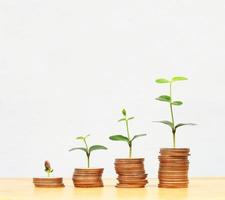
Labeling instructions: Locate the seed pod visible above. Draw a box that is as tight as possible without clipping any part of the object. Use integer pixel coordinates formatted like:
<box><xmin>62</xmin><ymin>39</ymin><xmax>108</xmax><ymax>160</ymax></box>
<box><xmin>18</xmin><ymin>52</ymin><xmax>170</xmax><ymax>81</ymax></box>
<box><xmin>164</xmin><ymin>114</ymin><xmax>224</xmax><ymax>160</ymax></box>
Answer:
<box><xmin>44</xmin><ymin>160</ymin><xmax>51</xmax><ymax>171</ymax></box>
<box><xmin>122</xmin><ymin>109</ymin><xmax>126</xmax><ymax>116</ymax></box>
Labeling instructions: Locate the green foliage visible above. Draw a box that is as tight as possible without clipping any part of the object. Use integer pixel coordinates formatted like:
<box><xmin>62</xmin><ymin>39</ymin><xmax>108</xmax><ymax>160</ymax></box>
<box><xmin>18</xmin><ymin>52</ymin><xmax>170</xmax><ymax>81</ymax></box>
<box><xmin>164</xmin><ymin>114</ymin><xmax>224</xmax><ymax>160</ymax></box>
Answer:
<box><xmin>76</xmin><ymin>134</ymin><xmax>90</xmax><ymax>140</ymax></box>
<box><xmin>154</xmin><ymin>76</ymin><xmax>196</xmax><ymax>148</ymax></box>
<box><xmin>109</xmin><ymin>135</ymin><xmax>129</xmax><ymax>142</ymax></box>
<box><xmin>109</xmin><ymin>109</ymin><xmax>147</xmax><ymax>158</ymax></box>
<box><xmin>69</xmin><ymin>147</ymin><xmax>88</xmax><ymax>154</ymax></box>
<box><xmin>153</xmin><ymin>121</ymin><xmax>174</xmax><ymax>129</ymax></box>
<box><xmin>172</xmin><ymin>76</ymin><xmax>188</xmax><ymax>82</ymax></box>
<box><xmin>131</xmin><ymin>134</ymin><xmax>147</xmax><ymax>142</ymax></box>
<box><xmin>122</xmin><ymin>108</ymin><xmax>127</xmax><ymax>116</ymax></box>
<box><xmin>89</xmin><ymin>145</ymin><xmax>107</xmax><ymax>153</ymax></box>
<box><xmin>156</xmin><ymin>95</ymin><xmax>171</xmax><ymax>102</ymax></box>
<box><xmin>155</xmin><ymin>78</ymin><xmax>170</xmax><ymax>83</ymax></box>
<box><xmin>175</xmin><ymin>123</ymin><xmax>196</xmax><ymax>130</ymax></box>
<box><xmin>172</xmin><ymin>101</ymin><xmax>183</xmax><ymax>106</ymax></box>
<box><xmin>69</xmin><ymin>135</ymin><xmax>107</xmax><ymax>168</ymax></box>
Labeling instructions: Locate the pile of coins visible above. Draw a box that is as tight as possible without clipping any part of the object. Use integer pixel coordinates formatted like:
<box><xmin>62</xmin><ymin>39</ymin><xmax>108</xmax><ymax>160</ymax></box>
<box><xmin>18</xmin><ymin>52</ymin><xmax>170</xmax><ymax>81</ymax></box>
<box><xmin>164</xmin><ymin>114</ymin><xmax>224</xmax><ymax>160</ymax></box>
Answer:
<box><xmin>33</xmin><ymin>177</ymin><xmax>64</xmax><ymax>188</ymax></box>
<box><xmin>114</xmin><ymin>158</ymin><xmax>148</xmax><ymax>188</ymax></box>
<box><xmin>158</xmin><ymin>148</ymin><xmax>190</xmax><ymax>188</ymax></box>
<box><xmin>72</xmin><ymin>168</ymin><xmax>104</xmax><ymax>188</ymax></box>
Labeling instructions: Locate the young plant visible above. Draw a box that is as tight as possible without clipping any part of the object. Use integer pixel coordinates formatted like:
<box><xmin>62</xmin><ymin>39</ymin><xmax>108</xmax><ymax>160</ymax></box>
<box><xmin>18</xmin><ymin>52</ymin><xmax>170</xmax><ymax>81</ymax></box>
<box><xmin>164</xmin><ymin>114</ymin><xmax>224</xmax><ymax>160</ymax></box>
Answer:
<box><xmin>109</xmin><ymin>109</ymin><xmax>146</xmax><ymax>158</ymax></box>
<box><xmin>155</xmin><ymin>76</ymin><xmax>196</xmax><ymax>148</ymax></box>
<box><xmin>69</xmin><ymin>135</ymin><xmax>107</xmax><ymax>168</ymax></box>
<box><xmin>44</xmin><ymin>160</ymin><xmax>53</xmax><ymax>177</ymax></box>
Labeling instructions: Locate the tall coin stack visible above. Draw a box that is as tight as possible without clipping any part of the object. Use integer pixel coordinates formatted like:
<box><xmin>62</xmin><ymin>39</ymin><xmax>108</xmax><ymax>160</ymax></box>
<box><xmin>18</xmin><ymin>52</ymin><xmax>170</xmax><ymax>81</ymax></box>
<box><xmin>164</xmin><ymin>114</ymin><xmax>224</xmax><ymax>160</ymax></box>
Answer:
<box><xmin>114</xmin><ymin>158</ymin><xmax>148</xmax><ymax>188</ymax></box>
<box><xmin>158</xmin><ymin>148</ymin><xmax>190</xmax><ymax>188</ymax></box>
<box><xmin>72</xmin><ymin>168</ymin><xmax>104</xmax><ymax>188</ymax></box>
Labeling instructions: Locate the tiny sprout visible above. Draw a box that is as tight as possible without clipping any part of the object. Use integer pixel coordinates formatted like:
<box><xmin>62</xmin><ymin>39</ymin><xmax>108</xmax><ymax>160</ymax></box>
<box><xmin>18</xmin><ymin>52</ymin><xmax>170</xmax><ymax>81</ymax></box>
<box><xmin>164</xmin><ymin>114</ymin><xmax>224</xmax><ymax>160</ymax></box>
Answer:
<box><xmin>154</xmin><ymin>76</ymin><xmax>196</xmax><ymax>148</ymax></box>
<box><xmin>44</xmin><ymin>160</ymin><xmax>53</xmax><ymax>177</ymax></box>
<box><xmin>69</xmin><ymin>135</ymin><xmax>107</xmax><ymax>168</ymax></box>
<box><xmin>109</xmin><ymin>109</ymin><xmax>147</xmax><ymax>158</ymax></box>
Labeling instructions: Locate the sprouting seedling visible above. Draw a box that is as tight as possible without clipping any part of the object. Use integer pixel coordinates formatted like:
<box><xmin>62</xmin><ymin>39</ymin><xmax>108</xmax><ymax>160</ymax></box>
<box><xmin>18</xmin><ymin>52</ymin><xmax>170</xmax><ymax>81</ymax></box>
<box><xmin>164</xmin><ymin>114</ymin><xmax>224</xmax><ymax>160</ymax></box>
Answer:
<box><xmin>109</xmin><ymin>109</ymin><xmax>147</xmax><ymax>158</ymax></box>
<box><xmin>69</xmin><ymin>135</ymin><xmax>107</xmax><ymax>168</ymax></box>
<box><xmin>44</xmin><ymin>160</ymin><xmax>53</xmax><ymax>177</ymax></box>
<box><xmin>154</xmin><ymin>76</ymin><xmax>196</xmax><ymax>148</ymax></box>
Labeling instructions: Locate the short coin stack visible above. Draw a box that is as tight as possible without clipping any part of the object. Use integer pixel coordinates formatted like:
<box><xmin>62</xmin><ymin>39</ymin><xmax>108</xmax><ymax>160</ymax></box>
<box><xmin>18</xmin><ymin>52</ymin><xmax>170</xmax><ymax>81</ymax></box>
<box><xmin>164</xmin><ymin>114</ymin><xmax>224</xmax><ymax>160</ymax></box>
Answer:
<box><xmin>114</xmin><ymin>158</ymin><xmax>148</xmax><ymax>188</ymax></box>
<box><xmin>72</xmin><ymin>168</ymin><xmax>104</xmax><ymax>188</ymax></box>
<box><xmin>33</xmin><ymin>177</ymin><xmax>65</xmax><ymax>188</ymax></box>
<box><xmin>158</xmin><ymin>148</ymin><xmax>190</xmax><ymax>188</ymax></box>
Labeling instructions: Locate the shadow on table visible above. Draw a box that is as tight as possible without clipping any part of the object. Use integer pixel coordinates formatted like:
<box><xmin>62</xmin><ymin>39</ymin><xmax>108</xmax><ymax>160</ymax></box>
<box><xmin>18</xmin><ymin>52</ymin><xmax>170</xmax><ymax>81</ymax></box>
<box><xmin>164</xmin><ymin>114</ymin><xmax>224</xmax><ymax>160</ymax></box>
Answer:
<box><xmin>114</xmin><ymin>188</ymin><xmax>148</xmax><ymax>200</ymax></box>
<box><xmin>157</xmin><ymin>188</ymin><xmax>188</xmax><ymax>200</ymax></box>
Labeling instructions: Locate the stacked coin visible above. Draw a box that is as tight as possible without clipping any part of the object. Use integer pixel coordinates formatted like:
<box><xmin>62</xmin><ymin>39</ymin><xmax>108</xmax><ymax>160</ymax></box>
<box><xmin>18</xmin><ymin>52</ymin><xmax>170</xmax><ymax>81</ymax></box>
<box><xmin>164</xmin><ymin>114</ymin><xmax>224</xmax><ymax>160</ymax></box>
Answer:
<box><xmin>72</xmin><ymin>168</ymin><xmax>104</xmax><ymax>188</ymax></box>
<box><xmin>158</xmin><ymin>148</ymin><xmax>190</xmax><ymax>188</ymax></box>
<box><xmin>33</xmin><ymin>177</ymin><xmax>65</xmax><ymax>188</ymax></box>
<box><xmin>114</xmin><ymin>158</ymin><xmax>148</xmax><ymax>188</ymax></box>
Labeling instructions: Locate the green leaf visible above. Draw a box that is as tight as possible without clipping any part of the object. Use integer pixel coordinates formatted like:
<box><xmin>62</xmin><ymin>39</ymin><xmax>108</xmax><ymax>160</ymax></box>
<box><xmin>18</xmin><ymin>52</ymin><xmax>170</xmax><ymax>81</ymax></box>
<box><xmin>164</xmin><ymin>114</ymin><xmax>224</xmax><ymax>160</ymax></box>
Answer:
<box><xmin>89</xmin><ymin>145</ymin><xmax>107</xmax><ymax>153</ymax></box>
<box><xmin>175</xmin><ymin>123</ymin><xmax>197</xmax><ymax>129</ymax></box>
<box><xmin>131</xmin><ymin>134</ymin><xmax>147</xmax><ymax>141</ymax></box>
<box><xmin>76</xmin><ymin>134</ymin><xmax>90</xmax><ymax>140</ymax></box>
<box><xmin>172</xmin><ymin>101</ymin><xmax>183</xmax><ymax>106</ymax></box>
<box><xmin>175</xmin><ymin>123</ymin><xmax>196</xmax><ymax>129</ymax></box>
<box><xmin>172</xmin><ymin>76</ymin><xmax>188</xmax><ymax>82</ymax></box>
<box><xmin>109</xmin><ymin>135</ymin><xmax>129</xmax><ymax>143</ymax></box>
<box><xmin>155</xmin><ymin>78</ymin><xmax>170</xmax><ymax>84</ymax></box>
<box><xmin>118</xmin><ymin>118</ymin><xmax>126</xmax><ymax>122</ymax></box>
<box><xmin>156</xmin><ymin>95</ymin><xmax>171</xmax><ymax>102</ymax></box>
<box><xmin>122</xmin><ymin>109</ymin><xmax>127</xmax><ymax>116</ymax></box>
<box><xmin>68</xmin><ymin>147</ymin><xmax>88</xmax><ymax>154</ymax></box>
<box><xmin>76</xmin><ymin>136</ymin><xmax>84</xmax><ymax>140</ymax></box>
<box><xmin>153</xmin><ymin>120</ymin><xmax>174</xmax><ymax>129</ymax></box>
<box><xmin>127</xmin><ymin>117</ymin><xmax>135</xmax><ymax>121</ymax></box>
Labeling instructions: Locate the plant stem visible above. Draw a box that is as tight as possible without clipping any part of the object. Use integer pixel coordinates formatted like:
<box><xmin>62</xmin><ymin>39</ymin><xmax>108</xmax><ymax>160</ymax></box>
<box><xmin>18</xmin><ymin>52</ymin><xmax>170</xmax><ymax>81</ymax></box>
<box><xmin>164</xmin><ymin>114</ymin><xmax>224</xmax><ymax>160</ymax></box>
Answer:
<box><xmin>169</xmin><ymin>82</ymin><xmax>176</xmax><ymax>148</ymax></box>
<box><xmin>83</xmin><ymin>138</ymin><xmax>90</xmax><ymax>168</ymax></box>
<box><xmin>87</xmin><ymin>155</ymin><xmax>90</xmax><ymax>168</ymax></box>
<box><xmin>129</xmin><ymin>143</ymin><xmax>132</xmax><ymax>158</ymax></box>
<box><xmin>125</xmin><ymin>119</ymin><xmax>130</xmax><ymax>140</ymax></box>
<box><xmin>173</xmin><ymin>132</ymin><xmax>176</xmax><ymax>148</ymax></box>
<box><xmin>84</xmin><ymin>138</ymin><xmax>89</xmax><ymax>150</ymax></box>
<box><xmin>125</xmin><ymin>118</ymin><xmax>132</xmax><ymax>158</ymax></box>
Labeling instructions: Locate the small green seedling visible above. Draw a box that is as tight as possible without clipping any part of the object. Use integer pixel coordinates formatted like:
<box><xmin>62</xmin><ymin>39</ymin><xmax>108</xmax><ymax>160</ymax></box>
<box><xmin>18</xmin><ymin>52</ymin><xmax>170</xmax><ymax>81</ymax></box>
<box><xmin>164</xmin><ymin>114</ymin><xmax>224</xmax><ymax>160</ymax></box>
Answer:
<box><xmin>155</xmin><ymin>76</ymin><xmax>196</xmax><ymax>148</ymax></box>
<box><xmin>69</xmin><ymin>135</ymin><xmax>107</xmax><ymax>168</ymax></box>
<box><xmin>44</xmin><ymin>160</ymin><xmax>53</xmax><ymax>177</ymax></box>
<box><xmin>109</xmin><ymin>109</ymin><xmax>146</xmax><ymax>158</ymax></box>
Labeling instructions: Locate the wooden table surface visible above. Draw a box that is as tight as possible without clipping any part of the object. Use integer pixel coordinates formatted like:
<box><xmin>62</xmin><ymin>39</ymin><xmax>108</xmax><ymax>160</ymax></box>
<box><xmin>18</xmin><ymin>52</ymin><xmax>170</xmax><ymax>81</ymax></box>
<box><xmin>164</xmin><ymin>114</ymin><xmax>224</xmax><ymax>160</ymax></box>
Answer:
<box><xmin>0</xmin><ymin>178</ymin><xmax>225</xmax><ymax>200</ymax></box>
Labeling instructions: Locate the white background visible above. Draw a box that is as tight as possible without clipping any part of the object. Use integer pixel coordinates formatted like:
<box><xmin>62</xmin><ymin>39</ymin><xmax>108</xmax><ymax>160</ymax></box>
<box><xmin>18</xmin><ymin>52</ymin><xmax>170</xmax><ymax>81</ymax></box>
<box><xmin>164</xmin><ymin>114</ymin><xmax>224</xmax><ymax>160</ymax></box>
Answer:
<box><xmin>0</xmin><ymin>0</ymin><xmax>225</xmax><ymax>178</ymax></box>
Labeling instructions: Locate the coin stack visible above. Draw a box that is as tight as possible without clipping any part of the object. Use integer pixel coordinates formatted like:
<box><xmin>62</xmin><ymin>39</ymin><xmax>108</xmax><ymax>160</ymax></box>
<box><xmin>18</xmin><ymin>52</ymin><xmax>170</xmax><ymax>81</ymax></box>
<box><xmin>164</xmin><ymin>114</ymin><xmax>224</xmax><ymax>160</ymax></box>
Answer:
<box><xmin>114</xmin><ymin>158</ymin><xmax>148</xmax><ymax>188</ymax></box>
<box><xmin>72</xmin><ymin>168</ymin><xmax>104</xmax><ymax>188</ymax></box>
<box><xmin>158</xmin><ymin>148</ymin><xmax>190</xmax><ymax>188</ymax></box>
<box><xmin>33</xmin><ymin>177</ymin><xmax>65</xmax><ymax>188</ymax></box>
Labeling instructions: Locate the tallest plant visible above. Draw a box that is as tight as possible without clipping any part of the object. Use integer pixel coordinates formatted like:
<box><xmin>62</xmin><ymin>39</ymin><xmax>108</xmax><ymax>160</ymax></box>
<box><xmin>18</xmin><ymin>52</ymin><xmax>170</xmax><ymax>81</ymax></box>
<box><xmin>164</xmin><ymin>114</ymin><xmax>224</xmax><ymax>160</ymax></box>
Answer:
<box><xmin>155</xmin><ymin>76</ymin><xmax>195</xmax><ymax>148</ymax></box>
<box><xmin>155</xmin><ymin>76</ymin><xmax>196</xmax><ymax>189</ymax></box>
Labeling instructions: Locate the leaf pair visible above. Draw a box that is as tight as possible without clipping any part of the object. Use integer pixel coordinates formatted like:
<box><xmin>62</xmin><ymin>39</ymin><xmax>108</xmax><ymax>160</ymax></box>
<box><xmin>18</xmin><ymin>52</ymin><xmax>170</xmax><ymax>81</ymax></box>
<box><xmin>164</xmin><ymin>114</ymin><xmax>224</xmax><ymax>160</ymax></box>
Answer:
<box><xmin>69</xmin><ymin>135</ymin><xmax>107</xmax><ymax>156</ymax></box>
<box><xmin>153</xmin><ymin>120</ymin><xmax>196</xmax><ymax>131</ymax></box>
<box><xmin>45</xmin><ymin>168</ymin><xmax>53</xmax><ymax>173</ymax></box>
<box><xmin>155</xmin><ymin>76</ymin><xmax>188</xmax><ymax>84</ymax></box>
<box><xmin>69</xmin><ymin>145</ymin><xmax>107</xmax><ymax>155</ymax></box>
<box><xmin>118</xmin><ymin>116</ymin><xmax>134</xmax><ymax>122</ymax></box>
<box><xmin>156</xmin><ymin>95</ymin><xmax>183</xmax><ymax>106</ymax></box>
<box><xmin>109</xmin><ymin>134</ymin><xmax>147</xmax><ymax>144</ymax></box>
<box><xmin>76</xmin><ymin>134</ymin><xmax>90</xmax><ymax>140</ymax></box>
